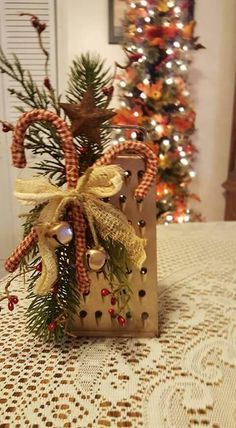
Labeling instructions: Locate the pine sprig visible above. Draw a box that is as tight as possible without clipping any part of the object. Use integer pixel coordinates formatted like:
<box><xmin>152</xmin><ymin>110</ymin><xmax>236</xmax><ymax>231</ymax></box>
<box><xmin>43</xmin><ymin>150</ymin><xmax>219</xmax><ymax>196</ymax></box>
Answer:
<box><xmin>26</xmin><ymin>242</ymin><xmax>79</xmax><ymax>341</ymax></box>
<box><xmin>67</xmin><ymin>53</ymin><xmax>112</xmax><ymax>107</ymax></box>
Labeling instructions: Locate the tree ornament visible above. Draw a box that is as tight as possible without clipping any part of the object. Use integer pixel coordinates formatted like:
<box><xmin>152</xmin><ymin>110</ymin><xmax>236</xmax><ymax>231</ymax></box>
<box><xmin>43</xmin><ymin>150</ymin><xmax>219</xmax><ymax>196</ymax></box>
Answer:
<box><xmin>108</xmin><ymin>308</ymin><xmax>115</xmax><ymax>316</ymax></box>
<box><xmin>101</xmin><ymin>288</ymin><xmax>111</xmax><ymax>297</ymax></box>
<box><xmin>46</xmin><ymin>221</ymin><xmax>73</xmax><ymax>247</ymax></box>
<box><xmin>86</xmin><ymin>247</ymin><xmax>108</xmax><ymax>272</ymax></box>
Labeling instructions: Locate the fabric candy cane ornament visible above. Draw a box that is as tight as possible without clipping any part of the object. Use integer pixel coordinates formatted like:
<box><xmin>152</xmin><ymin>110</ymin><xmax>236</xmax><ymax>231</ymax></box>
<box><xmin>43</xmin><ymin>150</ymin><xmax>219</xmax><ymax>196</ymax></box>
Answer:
<box><xmin>5</xmin><ymin>109</ymin><xmax>157</xmax><ymax>297</ymax></box>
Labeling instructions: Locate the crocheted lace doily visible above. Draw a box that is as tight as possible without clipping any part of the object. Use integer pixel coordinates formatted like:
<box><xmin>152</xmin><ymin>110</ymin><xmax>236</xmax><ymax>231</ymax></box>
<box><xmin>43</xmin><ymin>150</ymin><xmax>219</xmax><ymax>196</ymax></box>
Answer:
<box><xmin>0</xmin><ymin>222</ymin><xmax>235</xmax><ymax>427</ymax></box>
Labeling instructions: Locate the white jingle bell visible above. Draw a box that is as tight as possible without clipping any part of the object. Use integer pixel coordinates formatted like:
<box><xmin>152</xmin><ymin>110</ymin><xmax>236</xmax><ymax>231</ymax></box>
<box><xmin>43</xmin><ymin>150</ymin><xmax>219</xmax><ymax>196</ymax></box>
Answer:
<box><xmin>47</xmin><ymin>221</ymin><xmax>73</xmax><ymax>247</ymax></box>
<box><xmin>85</xmin><ymin>247</ymin><xmax>108</xmax><ymax>272</ymax></box>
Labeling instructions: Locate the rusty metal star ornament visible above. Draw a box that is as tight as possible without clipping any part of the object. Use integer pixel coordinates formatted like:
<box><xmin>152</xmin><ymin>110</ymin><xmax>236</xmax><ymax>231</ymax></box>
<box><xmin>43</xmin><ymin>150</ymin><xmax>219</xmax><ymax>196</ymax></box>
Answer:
<box><xmin>60</xmin><ymin>88</ymin><xmax>116</xmax><ymax>142</ymax></box>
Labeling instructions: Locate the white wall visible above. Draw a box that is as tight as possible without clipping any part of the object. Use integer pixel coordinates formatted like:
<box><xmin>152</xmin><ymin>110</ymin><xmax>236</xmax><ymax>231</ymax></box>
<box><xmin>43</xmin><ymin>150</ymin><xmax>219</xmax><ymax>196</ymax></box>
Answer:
<box><xmin>56</xmin><ymin>0</ymin><xmax>236</xmax><ymax>221</ymax></box>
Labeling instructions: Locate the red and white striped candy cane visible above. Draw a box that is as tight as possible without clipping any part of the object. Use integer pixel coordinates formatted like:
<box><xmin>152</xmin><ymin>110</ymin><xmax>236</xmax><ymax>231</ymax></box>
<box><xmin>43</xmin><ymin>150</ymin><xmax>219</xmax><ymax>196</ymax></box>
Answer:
<box><xmin>95</xmin><ymin>141</ymin><xmax>157</xmax><ymax>199</ymax></box>
<box><xmin>5</xmin><ymin>109</ymin><xmax>90</xmax><ymax>294</ymax></box>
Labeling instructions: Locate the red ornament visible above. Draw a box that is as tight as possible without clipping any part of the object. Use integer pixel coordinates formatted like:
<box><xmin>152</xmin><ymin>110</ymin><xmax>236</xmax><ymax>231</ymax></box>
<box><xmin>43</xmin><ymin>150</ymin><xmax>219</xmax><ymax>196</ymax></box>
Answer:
<box><xmin>117</xmin><ymin>315</ymin><xmax>126</xmax><ymax>327</ymax></box>
<box><xmin>128</xmin><ymin>53</ymin><xmax>143</xmax><ymax>62</ymax></box>
<box><xmin>101</xmin><ymin>288</ymin><xmax>111</xmax><ymax>297</ymax></box>
<box><xmin>108</xmin><ymin>308</ymin><xmax>115</xmax><ymax>316</ymax></box>
<box><xmin>35</xmin><ymin>262</ymin><xmax>42</xmax><ymax>272</ymax></box>
<box><xmin>79</xmin><ymin>147</ymin><xmax>86</xmax><ymax>154</ymax></box>
<box><xmin>102</xmin><ymin>86</ymin><xmax>114</xmax><ymax>96</ymax></box>
<box><xmin>47</xmin><ymin>321</ymin><xmax>57</xmax><ymax>331</ymax></box>
<box><xmin>10</xmin><ymin>295</ymin><xmax>19</xmax><ymax>305</ymax></box>
<box><xmin>111</xmin><ymin>296</ymin><xmax>117</xmax><ymax>305</ymax></box>
<box><xmin>44</xmin><ymin>77</ymin><xmax>51</xmax><ymax>90</ymax></box>
<box><xmin>8</xmin><ymin>301</ymin><xmax>14</xmax><ymax>311</ymax></box>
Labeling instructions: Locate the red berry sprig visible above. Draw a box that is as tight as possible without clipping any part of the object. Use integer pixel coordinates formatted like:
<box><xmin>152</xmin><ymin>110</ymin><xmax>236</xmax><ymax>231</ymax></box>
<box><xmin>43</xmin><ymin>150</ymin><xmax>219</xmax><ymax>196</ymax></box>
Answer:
<box><xmin>1</xmin><ymin>122</ymin><xmax>14</xmax><ymax>133</ymax></box>
<box><xmin>110</xmin><ymin>296</ymin><xmax>117</xmax><ymax>305</ymax></box>
<box><xmin>7</xmin><ymin>295</ymin><xmax>19</xmax><ymax>311</ymax></box>
<box><xmin>47</xmin><ymin>321</ymin><xmax>57</xmax><ymax>331</ymax></box>
<box><xmin>101</xmin><ymin>288</ymin><xmax>111</xmax><ymax>297</ymax></box>
<box><xmin>44</xmin><ymin>77</ymin><xmax>52</xmax><ymax>90</ymax></box>
<box><xmin>102</xmin><ymin>86</ymin><xmax>114</xmax><ymax>97</ymax></box>
<box><xmin>117</xmin><ymin>315</ymin><xmax>126</xmax><ymax>327</ymax></box>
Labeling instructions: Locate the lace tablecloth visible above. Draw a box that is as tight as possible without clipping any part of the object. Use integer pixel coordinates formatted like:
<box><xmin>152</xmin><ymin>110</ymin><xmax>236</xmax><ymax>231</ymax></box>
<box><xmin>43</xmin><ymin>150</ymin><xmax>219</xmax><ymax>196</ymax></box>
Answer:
<box><xmin>0</xmin><ymin>222</ymin><xmax>236</xmax><ymax>428</ymax></box>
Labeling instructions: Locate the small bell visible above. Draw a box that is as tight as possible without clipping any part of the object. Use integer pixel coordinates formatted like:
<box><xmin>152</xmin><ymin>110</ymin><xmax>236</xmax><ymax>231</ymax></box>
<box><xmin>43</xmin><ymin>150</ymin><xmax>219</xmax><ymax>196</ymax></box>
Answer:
<box><xmin>47</xmin><ymin>221</ymin><xmax>73</xmax><ymax>247</ymax></box>
<box><xmin>86</xmin><ymin>247</ymin><xmax>108</xmax><ymax>272</ymax></box>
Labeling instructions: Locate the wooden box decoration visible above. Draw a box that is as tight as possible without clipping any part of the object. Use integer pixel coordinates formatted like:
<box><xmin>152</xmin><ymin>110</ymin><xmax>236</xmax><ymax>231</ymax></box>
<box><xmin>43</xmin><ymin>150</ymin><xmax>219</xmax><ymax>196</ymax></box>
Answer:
<box><xmin>3</xmin><ymin>107</ymin><xmax>158</xmax><ymax>340</ymax></box>
<box><xmin>71</xmin><ymin>155</ymin><xmax>158</xmax><ymax>337</ymax></box>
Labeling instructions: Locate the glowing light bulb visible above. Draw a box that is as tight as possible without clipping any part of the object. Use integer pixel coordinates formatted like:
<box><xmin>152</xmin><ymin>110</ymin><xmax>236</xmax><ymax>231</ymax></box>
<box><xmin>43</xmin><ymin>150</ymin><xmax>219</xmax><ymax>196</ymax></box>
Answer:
<box><xmin>174</xmin><ymin>6</ymin><xmax>181</xmax><ymax>15</ymax></box>
<box><xmin>137</xmin><ymin>27</ymin><xmax>143</xmax><ymax>33</ymax></box>
<box><xmin>163</xmin><ymin>139</ymin><xmax>170</xmax><ymax>147</ymax></box>
<box><xmin>189</xmin><ymin>170</ymin><xmax>196</xmax><ymax>178</ymax></box>
<box><xmin>141</xmin><ymin>0</ymin><xmax>147</xmax><ymax>5</ymax></box>
<box><xmin>128</xmin><ymin>92</ymin><xmax>133</xmax><ymax>97</ymax></box>
<box><xmin>143</xmin><ymin>78</ymin><xmax>150</xmax><ymax>84</ymax></box>
<box><xmin>119</xmin><ymin>137</ymin><xmax>125</xmax><ymax>142</ymax></box>
<box><xmin>151</xmin><ymin>119</ymin><xmax>157</xmax><ymax>126</ymax></box>
<box><xmin>179</xmin><ymin>107</ymin><xmax>185</xmax><ymax>112</ymax></box>
<box><xmin>149</xmin><ymin>9</ymin><xmax>155</xmax><ymax>16</ymax></box>
<box><xmin>166</xmin><ymin>214</ymin><xmax>173</xmax><ymax>221</ymax></box>
<box><xmin>180</xmin><ymin>151</ymin><xmax>186</xmax><ymax>157</ymax></box>
<box><xmin>120</xmin><ymin>101</ymin><xmax>126</xmax><ymax>107</ymax></box>
<box><xmin>133</xmin><ymin>111</ymin><xmax>139</xmax><ymax>117</ymax></box>
<box><xmin>144</xmin><ymin>16</ymin><xmax>151</xmax><ymax>23</ymax></box>
<box><xmin>180</xmin><ymin>158</ymin><xmax>189</xmax><ymax>166</ymax></box>
<box><xmin>178</xmin><ymin>216</ymin><xmax>184</xmax><ymax>224</ymax></box>
<box><xmin>155</xmin><ymin>125</ymin><xmax>164</xmax><ymax>134</ymax></box>
<box><xmin>166</xmin><ymin>61</ymin><xmax>172</xmax><ymax>69</ymax></box>
<box><xmin>166</xmin><ymin>77</ymin><xmax>173</xmax><ymax>85</ymax></box>
<box><xmin>180</xmin><ymin>64</ymin><xmax>187</xmax><ymax>71</ymax></box>
<box><xmin>177</xmin><ymin>22</ymin><xmax>184</xmax><ymax>29</ymax></box>
<box><xmin>173</xmin><ymin>41</ymin><xmax>181</xmax><ymax>48</ymax></box>
<box><xmin>130</xmin><ymin>2</ymin><xmax>136</xmax><ymax>8</ymax></box>
<box><xmin>116</xmin><ymin>128</ymin><xmax>121</xmax><ymax>134</ymax></box>
<box><xmin>166</xmin><ymin>48</ymin><xmax>174</xmax><ymax>55</ymax></box>
<box><xmin>163</xmin><ymin>188</ymin><xmax>169</xmax><ymax>195</ymax></box>
<box><xmin>140</xmin><ymin>92</ymin><xmax>147</xmax><ymax>99</ymax></box>
<box><xmin>159</xmin><ymin>154</ymin><xmax>164</xmax><ymax>160</ymax></box>
<box><xmin>131</xmin><ymin>132</ymin><xmax>137</xmax><ymax>139</ymax></box>
<box><xmin>184</xmin><ymin>215</ymin><xmax>190</xmax><ymax>222</ymax></box>
<box><xmin>183</xmin><ymin>90</ymin><xmax>190</xmax><ymax>97</ymax></box>
<box><xmin>120</xmin><ymin>81</ymin><xmax>126</xmax><ymax>88</ymax></box>
<box><xmin>167</xmin><ymin>0</ymin><xmax>175</xmax><ymax>7</ymax></box>
<box><xmin>164</xmin><ymin>21</ymin><xmax>170</xmax><ymax>27</ymax></box>
<box><xmin>183</xmin><ymin>45</ymin><xmax>189</xmax><ymax>51</ymax></box>
<box><xmin>173</xmin><ymin>135</ymin><xmax>179</xmax><ymax>142</ymax></box>
<box><xmin>137</xmin><ymin>48</ymin><xmax>143</xmax><ymax>54</ymax></box>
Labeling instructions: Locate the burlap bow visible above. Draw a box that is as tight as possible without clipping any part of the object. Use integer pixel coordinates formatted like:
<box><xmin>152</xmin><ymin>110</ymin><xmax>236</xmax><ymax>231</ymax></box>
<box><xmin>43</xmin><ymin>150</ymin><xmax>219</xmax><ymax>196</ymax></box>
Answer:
<box><xmin>15</xmin><ymin>165</ymin><xmax>146</xmax><ymax>295</ymax></box>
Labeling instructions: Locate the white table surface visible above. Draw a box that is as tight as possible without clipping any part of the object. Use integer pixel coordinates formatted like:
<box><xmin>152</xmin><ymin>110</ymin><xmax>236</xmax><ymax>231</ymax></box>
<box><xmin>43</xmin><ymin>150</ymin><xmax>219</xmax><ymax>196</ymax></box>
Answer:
<box><xmin>0</xmin><ymin>222</ymin><xmax>236</xmax><ymax>428</ymax></box>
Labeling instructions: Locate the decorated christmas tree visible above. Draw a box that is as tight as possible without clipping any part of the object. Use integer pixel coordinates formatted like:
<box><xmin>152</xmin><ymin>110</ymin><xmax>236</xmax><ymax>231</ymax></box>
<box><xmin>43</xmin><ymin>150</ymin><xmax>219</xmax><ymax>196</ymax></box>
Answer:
<box><xmin>0</xmin><ymin>14</ymin><xmax>158</xmax><ymax>341</ymax></box>
<box><xmin>113</xmin><ymin>0</ymin><xmax>203</xmax><ymax>223</ymax></box>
